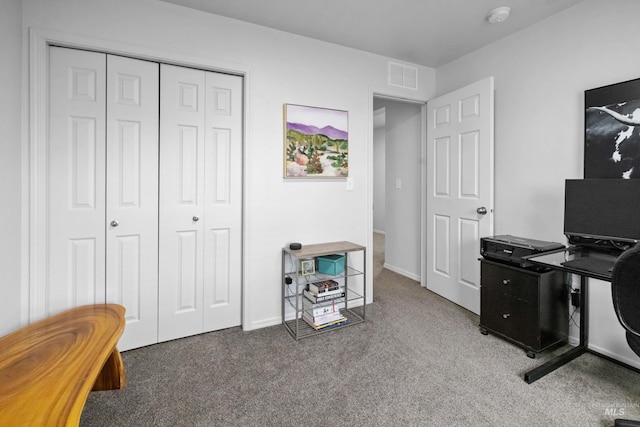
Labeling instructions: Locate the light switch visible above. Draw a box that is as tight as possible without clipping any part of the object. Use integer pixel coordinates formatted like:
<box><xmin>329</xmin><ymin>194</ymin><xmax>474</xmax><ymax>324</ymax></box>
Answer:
<box><xmin>346</xmin><ymin>177</ymin><xmax>354</xmax><ymax>191</ymax></box>
<box><xmin>396</xmin><ymin>178</ymin><xmax>402</xmax><ymax>189</ymax></box>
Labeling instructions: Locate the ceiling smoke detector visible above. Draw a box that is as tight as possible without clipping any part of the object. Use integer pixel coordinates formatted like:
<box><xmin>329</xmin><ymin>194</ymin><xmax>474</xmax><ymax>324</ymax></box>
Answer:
<box><xmin>487</xmin><ymin>6</ymin><xmax>510</xmax><ymax>24</ymax></box>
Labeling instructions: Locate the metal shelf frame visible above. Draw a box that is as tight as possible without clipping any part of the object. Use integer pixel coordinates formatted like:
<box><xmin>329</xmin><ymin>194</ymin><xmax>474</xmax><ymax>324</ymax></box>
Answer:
<box><xmin>281</xmin><ymin>241</ymin><xmax>366</xmax><ymax>340</ymax></box>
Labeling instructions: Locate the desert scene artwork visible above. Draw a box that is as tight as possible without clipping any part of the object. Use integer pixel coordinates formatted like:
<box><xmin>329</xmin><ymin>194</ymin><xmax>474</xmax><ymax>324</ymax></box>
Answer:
<box><xmin>284</xmin><ymin>104</ymin><xmax>348</xmax><ymax>178</ymax></box>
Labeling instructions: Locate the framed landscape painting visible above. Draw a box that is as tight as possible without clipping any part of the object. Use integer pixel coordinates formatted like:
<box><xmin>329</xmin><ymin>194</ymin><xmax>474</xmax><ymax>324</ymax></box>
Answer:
<box><xmin>284</xmin><ymin>104</ymin><xmax>348</xmax><ymax>178</ymax></box>
<box><xmin>585</xmin><ymin>77</ymin><xmax>640</xmax><ymax>179</ymax></box>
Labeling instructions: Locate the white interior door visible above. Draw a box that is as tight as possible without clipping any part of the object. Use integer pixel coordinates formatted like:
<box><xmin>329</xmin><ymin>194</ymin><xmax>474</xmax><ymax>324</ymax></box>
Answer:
<box><xmin>426</xmin><ymin>77</ymin><xmax>494</xmax><ymax>314</ymax></box>
<box><xmin>158</xmin><ymin>64</ymin><xmax>243</xmax><ymax>341</ymax></box>
<box><xmin>48</xmin><ymin>47</ymin><xmax>107</xmax><ymax>314</ymax></box>
<box><xmin>105</xmin><ymin>55</ymin><xmax>160</xmax><ymax>350</ymax></box>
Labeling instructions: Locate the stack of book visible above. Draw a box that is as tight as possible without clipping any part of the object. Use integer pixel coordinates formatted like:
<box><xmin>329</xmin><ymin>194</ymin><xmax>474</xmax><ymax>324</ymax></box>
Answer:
<box><xmin>302</xmin><ymin>279</ymin><xmax>348</xmax><ymax>330</ymax></box>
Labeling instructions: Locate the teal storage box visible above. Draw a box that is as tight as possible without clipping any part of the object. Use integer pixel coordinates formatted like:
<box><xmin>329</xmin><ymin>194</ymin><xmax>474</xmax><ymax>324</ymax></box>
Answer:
<box><xmin>317</xmin><ymin>254</ymin><xmax>345</xmax><ymax>275</ymax></box>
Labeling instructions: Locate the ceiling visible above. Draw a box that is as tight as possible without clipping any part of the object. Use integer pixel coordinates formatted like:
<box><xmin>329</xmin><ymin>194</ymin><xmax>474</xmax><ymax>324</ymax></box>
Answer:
<box><xmin>160</xmin><ymin>0</ymin><xmax>585</xmax><ymax>68</ymax></box>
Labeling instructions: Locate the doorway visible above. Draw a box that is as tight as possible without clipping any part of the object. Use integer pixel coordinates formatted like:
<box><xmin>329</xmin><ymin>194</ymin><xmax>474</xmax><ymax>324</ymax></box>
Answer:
<box><xmin>372</xmin><ymin>97</ymin><xmax>424</xmax><ymax>283</ymax></box>
<box><xmin>370</xmin><ymin>78</ymin><xmax>494</xmax><ymax>312</ymax></box>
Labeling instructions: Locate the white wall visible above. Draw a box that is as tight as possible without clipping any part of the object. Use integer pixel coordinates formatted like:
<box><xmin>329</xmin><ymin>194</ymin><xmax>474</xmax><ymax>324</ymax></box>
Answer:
<box><xmin>5</xmin><ymin>0</ymin><xmax>436</xmax><ymax>333</ymax></box>
<box><xmin>372</xmin><ymin>107</ymin><xmax>386</xmax><ymax>233</ymax></box>
<box><xmin>0</xmin><ymin>0</ymin><xmax>24</xmax><ymax>336</ymax></box>
<box><xmin>437</xmin><ymin>0</ymin><xmax>640</xmax><ymax>243</ymax></box>
<box><xmin>436</xmin><ymin>0</ymin><xmax>640</xmax><ymax>367</ymax></box>
<box><xmin>375</xmin><ymin>98</ymin><xmax>422</xmax><ymax>280</ymax></box>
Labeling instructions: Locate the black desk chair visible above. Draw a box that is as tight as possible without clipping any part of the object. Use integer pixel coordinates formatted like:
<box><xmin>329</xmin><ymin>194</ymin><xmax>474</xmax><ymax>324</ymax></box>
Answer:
<box><xmin>611</xmin><ymin>245</ymin><xmax>640</xmax><ymax>427</ymax></box>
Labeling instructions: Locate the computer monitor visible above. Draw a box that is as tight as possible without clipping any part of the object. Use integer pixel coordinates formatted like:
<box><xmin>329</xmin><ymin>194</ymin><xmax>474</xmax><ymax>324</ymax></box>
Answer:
<box><xmin>564</xmin><ymin>179</ymin><xmax>640</xmax><ymax>249</ymax></box>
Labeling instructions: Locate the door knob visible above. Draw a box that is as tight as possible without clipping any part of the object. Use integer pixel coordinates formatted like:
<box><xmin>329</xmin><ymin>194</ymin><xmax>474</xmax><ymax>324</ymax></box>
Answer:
<box><xmin>110</xmin><ymin>220</ymin><xmax>119</xmax><ymax>227</ymax></box>
<box><xmin>192</xmin><ymin>216</ymin><xmax>199</xmax><ymax>222</ymax></box>
<box><xmin>476</xmin><ymin>207</ymin><xmax>488</xmax><ymax>215</ymax></box>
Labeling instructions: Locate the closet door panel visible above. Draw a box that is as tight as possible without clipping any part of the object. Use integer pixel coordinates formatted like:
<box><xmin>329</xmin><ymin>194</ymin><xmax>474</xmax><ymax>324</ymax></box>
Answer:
<box><xmin>158</xmin><ymin>64</ymin><xmax>206</xmax><ymax>342</ymax></box>
<box><xmin>176</xmin><ymin>230</ymin><xmax>199</xmax><ymax>310</ymax></box>
<box><xmin>203</xmin><ymin>73</ymin><xmax>243</xmax><ymax>330</ymax></box>
<box><xmin>48</xmin><ymin>47</ymin><xmax>107</xmax><ymax>314</ymax></box>
<box><xmin>106</xmin><ymin>55</ymin><xmax>159</xmax><ymax>350</ymax></box>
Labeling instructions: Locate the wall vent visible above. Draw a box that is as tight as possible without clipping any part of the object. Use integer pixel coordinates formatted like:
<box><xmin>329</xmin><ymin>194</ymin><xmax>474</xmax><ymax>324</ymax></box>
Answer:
<box><xmin>388</xmin><ymin>62</ymin><xmax>418</xmax><ymax>90</ymax></box>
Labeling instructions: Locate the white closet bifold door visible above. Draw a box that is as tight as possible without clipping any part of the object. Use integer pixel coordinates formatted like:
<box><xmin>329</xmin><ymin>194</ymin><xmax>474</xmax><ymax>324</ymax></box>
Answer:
<box><xmin>158</xmin><ymin>64</ymin><xmax>207</xmax><ymax>341</ymax></box>
<box><xmin>48</xmin><ymin>48</ymin><xmax>160</xmax><ymax>350</ymax></box>
<box><xmin>158</xmin><ymin>64</ymin><xmax>243</xmax><ymax>342</ymax></box>
<box><xmin>48</xmin><ymin>47</ymin><xmax>107</xmax><ymax>314</ymax></box>
<box><xmin>202</xmin><ymin>71</ymin><xmax>243</xmax><ymax>332</ymax></box>
<box><xmin>46</xmin><ymin>47</ymin><xmax>241</xmax><ymax>349</ymax></box>
<box><xmin>105</xmin><ymin>55</ymin><xmax>160</xmax><ymax>350</ymax></box>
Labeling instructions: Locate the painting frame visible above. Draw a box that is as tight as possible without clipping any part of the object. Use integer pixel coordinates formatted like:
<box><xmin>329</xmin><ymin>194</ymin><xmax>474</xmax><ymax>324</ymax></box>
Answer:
<box><xmin>283</xmin><ymin>103</ymin><xmax>349</xmax><ymax>178</ymax></box>
<box><xmin>584</xmin><ymin>77</ymin><xmax>640</xmax><ymax>179</ymax></box>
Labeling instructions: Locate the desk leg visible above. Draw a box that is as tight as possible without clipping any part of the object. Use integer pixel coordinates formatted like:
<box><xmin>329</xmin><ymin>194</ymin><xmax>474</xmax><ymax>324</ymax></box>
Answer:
<box><xmin>524</xmin><ymin>345</ymin><xmax>586</xmax><ymax>383</ymax></box>
<box><xmin>579</xmin><ymin>276</ymin><xmax>588</xmax><ymax>347</ymax></box>
<box><xmin>524</xmin><ymin>276</ymin><xmax>589</xmax><ymax>384</ymax></box>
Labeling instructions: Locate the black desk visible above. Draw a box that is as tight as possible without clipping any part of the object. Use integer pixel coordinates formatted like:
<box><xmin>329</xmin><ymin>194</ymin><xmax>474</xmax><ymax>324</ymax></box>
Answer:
<box><xmin>522</xmin><ymin>246</ymin><xmax>619</xmax><ymax>383</ymax></box>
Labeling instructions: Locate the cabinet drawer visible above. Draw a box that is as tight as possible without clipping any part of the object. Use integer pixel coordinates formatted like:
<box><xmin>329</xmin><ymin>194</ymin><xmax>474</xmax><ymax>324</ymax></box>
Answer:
<box><xmin>481</xmin><ymin>298</ymin><xmax>538</xmax><ymax>346</ymax></box>
<box><xmin>481</xmin><ymin>262</ymin><xmax>538</xmax><ymax>304</ymax></box>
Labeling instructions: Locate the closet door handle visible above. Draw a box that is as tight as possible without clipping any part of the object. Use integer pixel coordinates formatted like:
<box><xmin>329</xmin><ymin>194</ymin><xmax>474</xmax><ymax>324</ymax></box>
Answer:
<box><xmin>110</xmin><ymin>220</ymin><xmax>119</xmax><ymax>227</ymax></box>
<box><xmin>192</xmin><ymin>216</ymin><xmax>199</xmax><ymax>222</ymax></box>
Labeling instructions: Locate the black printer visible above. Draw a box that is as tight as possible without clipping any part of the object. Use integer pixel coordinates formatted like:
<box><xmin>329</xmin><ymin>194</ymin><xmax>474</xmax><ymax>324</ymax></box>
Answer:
<box><xmin>480</xmin><ymin>234</ymin><xmax>564</xmax><ymax>268</ymax></box>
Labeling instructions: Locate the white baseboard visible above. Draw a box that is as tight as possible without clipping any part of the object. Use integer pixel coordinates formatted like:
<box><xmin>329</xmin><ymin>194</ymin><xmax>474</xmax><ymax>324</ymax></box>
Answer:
<box><xmin>373</xmin><ymin>229</ymin><xmax>385</xmax><ymax>235</ymax></box>
<box><xmin>383</xmin><ymin>262</ymin><xmax>420</xmax><ymax>281</ymax></box>
<box><xmin>588</xmin><ymin>343</ymin><xmax>640</xmax><ymax>370</ymax></box>
<box><xmin>566</xmin><ymin>333</ymin><xmax>640</xmax><ymax>370</ymax></box>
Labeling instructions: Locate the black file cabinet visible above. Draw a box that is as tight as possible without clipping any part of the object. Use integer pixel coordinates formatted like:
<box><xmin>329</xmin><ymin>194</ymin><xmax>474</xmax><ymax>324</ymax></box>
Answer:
<box><xmin>479</xmin><ymin>259</ymin><xmax>568</xmax><ymax>358</ymax></box>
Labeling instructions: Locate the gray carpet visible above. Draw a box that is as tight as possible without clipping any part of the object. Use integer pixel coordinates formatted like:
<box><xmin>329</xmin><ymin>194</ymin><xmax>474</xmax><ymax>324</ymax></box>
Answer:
<box><xmin>81</xmin><ymin>234</ymin><xmax>640</xmax><ymax>426</ymax></box>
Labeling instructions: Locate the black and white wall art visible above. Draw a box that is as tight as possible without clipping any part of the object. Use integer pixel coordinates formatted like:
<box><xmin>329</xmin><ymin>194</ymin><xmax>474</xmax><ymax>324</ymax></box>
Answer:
<box><xmin>585</xmin><ymin>78</ymin><xmax>640</xmax><ymax>179</ymax></box>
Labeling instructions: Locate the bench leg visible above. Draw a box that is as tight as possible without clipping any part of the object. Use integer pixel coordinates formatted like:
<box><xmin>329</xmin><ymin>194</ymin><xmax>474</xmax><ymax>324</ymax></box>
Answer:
<box><xmin>92</xmin><ymin>347</ymin><xmax>126</xmax><ymax>391</ymax></box>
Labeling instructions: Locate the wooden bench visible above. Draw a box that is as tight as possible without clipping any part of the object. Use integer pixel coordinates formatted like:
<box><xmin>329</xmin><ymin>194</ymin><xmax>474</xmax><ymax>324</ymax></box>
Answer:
<box><xmin>0</xmin><ymin>304</ymin><xmax>126</xmax><ymax>426</ymax></box>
